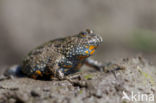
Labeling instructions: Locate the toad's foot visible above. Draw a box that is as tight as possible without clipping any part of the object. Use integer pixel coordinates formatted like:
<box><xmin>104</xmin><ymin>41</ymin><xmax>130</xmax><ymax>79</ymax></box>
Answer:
<box><xmin>85</xmin><ymin>58</ymin><xmax>125</xmax><ymax>73</ymax></box>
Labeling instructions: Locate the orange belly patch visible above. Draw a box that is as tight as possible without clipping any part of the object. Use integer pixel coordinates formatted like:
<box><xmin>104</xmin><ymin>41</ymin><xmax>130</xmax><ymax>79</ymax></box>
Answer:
<box><xmin>90</xmin><ymin>49</ymin><xmax>95</xmax><ymax>55</ymax></box>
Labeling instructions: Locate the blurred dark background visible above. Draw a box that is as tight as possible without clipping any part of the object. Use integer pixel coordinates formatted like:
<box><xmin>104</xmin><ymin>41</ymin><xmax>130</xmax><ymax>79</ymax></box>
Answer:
<box><xmin>0</xmin><ymin>0</ymin><xmax>156</xmax><ymax>67</ymax></box>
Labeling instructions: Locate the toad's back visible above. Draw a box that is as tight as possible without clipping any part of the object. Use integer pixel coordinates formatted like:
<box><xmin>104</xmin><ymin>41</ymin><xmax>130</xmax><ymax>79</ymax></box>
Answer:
<box><xmin>22</xmin><ymin>38</ymin><xmax>66</xmax><ymax>78</ymax></box>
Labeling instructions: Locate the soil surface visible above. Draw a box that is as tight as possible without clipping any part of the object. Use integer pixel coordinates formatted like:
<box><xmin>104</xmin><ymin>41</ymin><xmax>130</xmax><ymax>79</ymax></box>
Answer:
<box><xmin>0</xmin><ymin>57</ymin><xmax>156</xmax><ymax>103</ymax></box>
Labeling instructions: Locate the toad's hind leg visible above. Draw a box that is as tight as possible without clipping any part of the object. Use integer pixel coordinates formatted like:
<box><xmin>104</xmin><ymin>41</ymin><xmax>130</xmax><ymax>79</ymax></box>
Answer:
<box><xmin>55</xmin><ymin>68</ymin><xmax>81</xmax><ymax>80</ymax></box>
<box><xmin>56</xmin><ymin>68</ymin><xmax>65</xmax><ymax>80</ymax></box>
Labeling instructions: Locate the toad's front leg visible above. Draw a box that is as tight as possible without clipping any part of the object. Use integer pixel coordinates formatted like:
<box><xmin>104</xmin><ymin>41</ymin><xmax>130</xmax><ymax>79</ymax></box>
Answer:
<box><xmin>85</xmin><ymin>58</ymin><xmax>104</xmax><ymax>72</ymax></box>
<box><xmin>85</xmin><ymin>58</ymin><xmax>125</xmax><ymax>73</ymax></box>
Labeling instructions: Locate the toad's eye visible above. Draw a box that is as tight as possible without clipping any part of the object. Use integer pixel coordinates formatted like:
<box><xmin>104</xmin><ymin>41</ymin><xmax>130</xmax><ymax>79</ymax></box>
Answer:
<box><xmin>86</xmin><ymin>29</ymin><xmax>93</xmax><ymax>34</ymax></box>
<box><xmin>79</xmin><ymin>32</ymin><xmax>87</xmax><ymax>37</ymax></box>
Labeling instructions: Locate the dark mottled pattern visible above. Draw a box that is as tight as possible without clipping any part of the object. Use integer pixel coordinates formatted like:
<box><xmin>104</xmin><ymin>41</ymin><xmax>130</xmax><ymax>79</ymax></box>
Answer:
<box><xmin>21</xmin><ymin>29</ymin><xmax>103</xmax><ymax>79</ymax></box>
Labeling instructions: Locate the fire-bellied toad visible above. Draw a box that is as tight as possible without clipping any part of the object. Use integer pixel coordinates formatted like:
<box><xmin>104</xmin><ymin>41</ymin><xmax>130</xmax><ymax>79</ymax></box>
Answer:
<box><xmin>21</xmin><ymin>29</ymin><xmax>103</xmax><ymax>80</ymax></box>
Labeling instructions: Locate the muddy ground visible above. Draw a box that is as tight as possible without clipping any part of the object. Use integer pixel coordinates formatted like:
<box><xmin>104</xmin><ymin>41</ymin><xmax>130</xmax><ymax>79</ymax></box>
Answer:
<box><xmin>0</xmin><ymin>57</ymin><xmax>156</xmax><ymax>103</ymax></box>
